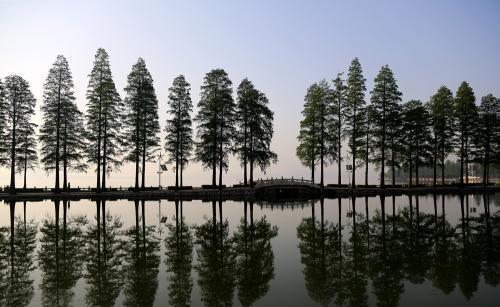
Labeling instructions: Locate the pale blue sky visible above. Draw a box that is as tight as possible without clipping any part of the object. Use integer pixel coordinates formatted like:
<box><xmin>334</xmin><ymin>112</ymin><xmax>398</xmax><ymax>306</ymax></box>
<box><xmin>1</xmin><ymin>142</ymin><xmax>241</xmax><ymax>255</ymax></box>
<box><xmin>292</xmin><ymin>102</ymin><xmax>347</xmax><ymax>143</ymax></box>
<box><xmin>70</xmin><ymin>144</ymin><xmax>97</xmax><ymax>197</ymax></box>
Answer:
<box><xmin>0</xmin><ymin>0</ymin><xmax>499</xmax><ymax>187</ymax></box>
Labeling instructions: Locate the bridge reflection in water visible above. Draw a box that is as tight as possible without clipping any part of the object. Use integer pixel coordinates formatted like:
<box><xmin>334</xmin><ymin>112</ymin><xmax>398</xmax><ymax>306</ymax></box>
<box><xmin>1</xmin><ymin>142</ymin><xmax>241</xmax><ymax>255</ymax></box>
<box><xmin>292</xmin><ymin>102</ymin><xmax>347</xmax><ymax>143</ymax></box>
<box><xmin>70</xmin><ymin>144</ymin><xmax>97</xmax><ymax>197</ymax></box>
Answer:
<box><xmin>0</xmin><ymin>194</ymin><xmax>499</xmax><ymax>306</ymax></box>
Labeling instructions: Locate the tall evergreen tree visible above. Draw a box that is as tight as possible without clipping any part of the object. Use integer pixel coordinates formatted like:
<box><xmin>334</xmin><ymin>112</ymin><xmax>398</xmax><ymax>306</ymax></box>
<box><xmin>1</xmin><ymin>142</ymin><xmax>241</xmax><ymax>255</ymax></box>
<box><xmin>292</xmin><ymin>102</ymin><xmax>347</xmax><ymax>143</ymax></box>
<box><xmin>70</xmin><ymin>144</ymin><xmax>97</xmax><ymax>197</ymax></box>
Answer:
<box><xmin>428</xmin><ymin>86</ymin><xmax>455</xmax><ymax>186</ymax></box>
<box><xmin>164</xmin><ymin>75</ymin><xmax>193</xmax><ymax>189</ymax></box>
<box><xmin>235</xmin><ymin>78</ymin><xmax>277</xmax><ymax>186</ymax></box>
<box><xmin>0</xmin><ymin>78</ymin><xmax>6</xmax><ymax>166</ymax></box>
<box><xmin>85</xmin><ymin>48</ymin><xmax>123</xmax><ymax>191</ymax></box>
<box><xmin>194</xmin><ymin>69</ymin><xmax>235</xmax><ymax>188</ymax></box>
<box><xmin>40</xmin><ymin>55</ymin><xmax>86</xmax><ymax>191</ymax></box>
<box><xmin>296</xmin><ymin>81</ymin><xmax>333</xmax><ymax>185</ymax></box>
<box><xmin>453</xmin><ymin>81</ymin><xmax>477</xmax><ymax>184</ymax></box>
<box><xmin>123</xmin><ymin>58</ymin><xmax>161</xmax><ymax>190</ymax></box>
<box><xmin>401</xmin><ymin>100</ymin><xmax>432</xmax><ymax>185</ymax></box>
<box><xmin>370</xmin><ymin>65</ymin><xmax>402</xmax><ymax>187</ymax></box>
<box><xmin>17</xmin><ymin>117</ymin><xmax>37</xmax><ymax>189</ymax></box>
<box><xmin>331</xmin><ymin>73</ymin><xmax>347</xmax><ymax>185</ymax></box>
<box><xmin>474</xmin><ymin>94</ymin><xmax>500</xmax><ymax>185</ymax></box>
<box><xmin>345</xmin><ymin>58</ymin><xmax>367</xmax><ymax>187</ymax></box>
<box><xmin>3</xmin><ymin>75</ymin><xmax>36</xmax><ymax>193</ymax></box>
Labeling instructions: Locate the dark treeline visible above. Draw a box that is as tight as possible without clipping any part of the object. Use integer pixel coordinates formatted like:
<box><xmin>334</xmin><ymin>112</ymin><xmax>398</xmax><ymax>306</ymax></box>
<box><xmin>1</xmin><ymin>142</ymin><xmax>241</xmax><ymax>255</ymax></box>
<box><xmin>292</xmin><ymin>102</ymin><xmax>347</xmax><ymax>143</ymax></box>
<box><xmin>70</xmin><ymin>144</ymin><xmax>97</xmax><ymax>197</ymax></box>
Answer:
<box><xmin>297</xmin><ymin>57</ymin><xmax>500</xmax><ymax>187</ymax></box>
<box><xmin>0</xmin><ymin>49</ymin><xmax>277</xmax><ymax>193</ymax></box>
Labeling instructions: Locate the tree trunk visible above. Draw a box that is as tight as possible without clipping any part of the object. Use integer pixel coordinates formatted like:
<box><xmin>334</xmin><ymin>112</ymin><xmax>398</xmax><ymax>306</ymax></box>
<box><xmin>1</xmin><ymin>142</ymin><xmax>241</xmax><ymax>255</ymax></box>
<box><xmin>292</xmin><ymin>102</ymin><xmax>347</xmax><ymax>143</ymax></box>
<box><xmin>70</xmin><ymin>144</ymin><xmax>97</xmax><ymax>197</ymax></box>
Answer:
<box><xmin>55</xmin><ymin>70</ymin><xmax>62</xmax><ymax>192</ymax></box>
<box><xmin>338</xmin><ymin>101</ymin><xmax>342</xmax><ymax>185</ymax></box>
<box><xmin>63</xmin><ymin>120</ymin><xmax>68</xmax><ymax>191</ymax></box>
<box><xmin>243</xmin><ymin>116</ymin><xmax>248</xmax><ymax>186</ymax></box>
<box><xmin>102</xmin><ymin>114</ymin><xmax>107</xmax><ymax>190</ymax></box>
<box><xmin>10</xmin><ymin>100</ymin><xmax>16</xmax><ymax>194</ymax></box>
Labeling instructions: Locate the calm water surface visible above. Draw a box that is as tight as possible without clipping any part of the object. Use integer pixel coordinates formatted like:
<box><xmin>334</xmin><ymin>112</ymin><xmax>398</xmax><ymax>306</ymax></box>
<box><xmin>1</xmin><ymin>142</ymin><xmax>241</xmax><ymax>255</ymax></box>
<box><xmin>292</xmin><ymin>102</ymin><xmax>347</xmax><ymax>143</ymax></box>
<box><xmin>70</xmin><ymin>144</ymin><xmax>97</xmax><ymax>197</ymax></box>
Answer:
<box><xmin>1</xmin><ymin>194</ymin><xmax>499</xmax><ymax>306</ymax></box>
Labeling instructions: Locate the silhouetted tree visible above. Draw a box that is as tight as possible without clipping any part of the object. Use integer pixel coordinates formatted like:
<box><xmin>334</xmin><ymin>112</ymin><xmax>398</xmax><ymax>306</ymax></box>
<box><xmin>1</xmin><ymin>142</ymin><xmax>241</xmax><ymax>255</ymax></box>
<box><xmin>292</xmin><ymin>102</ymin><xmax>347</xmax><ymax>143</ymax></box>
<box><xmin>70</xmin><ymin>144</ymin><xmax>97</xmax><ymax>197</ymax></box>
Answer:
<box><xmin>235</xmin><ymin>79</ymin><xmax>277</xmax><ymax>186</ymax></box>
<box><xmin>428</xmin><ymin>86</ymin><xmax>455</xmax><ymax>185</ymax></box>
<box><xmin>331</xmin><ymin>73</ymin><xmax>347</xmax><ymax>184</ymax></box>
<box><xmin>345</xmin><ymin>58</ymin><xmax>367</xmax><ymax>187</ymax></box>
<box><xmin>123</xmin><ymin>58</ymin><xmax>161</xmax><ymax>190</ymax></box>
<box><xmin>194</xmin><ymin>69</ymin><xmax>235</xmax><ymax>188</ymax></box>
<box><xmin>3</xmin><ymin>75</ymin><xmax>36</xmax><ymax>193</ymax></box>
<box><xmin>453</xmin><ymin>82</ymin><xmax>477</xmax><ymax>184</ymax></box>
<box><xmin>474</xmin><ymin>94</ymin><xmax>500</xmax><ymax>185</ymax></box>
<box><xmin>234</xmin><ymin>202</ymin><xmax>278</xmax><ymax>306</ymax></box>
<box><xmin>165</xmin><ymin>200</ymin><xmax>193</xmax><ymax>307</ymax></box>
<box><xmin>297</xmin><ymin>80</ymin><xmax>334</xmax><ymax>185</ymax></box>
<box><xmin>165</xmin><ymin>75</ymin><xmax>193</xmax><ymax>189</ymax></box>
<box><xmin>370</xmin><ymin>65</ymin><xmax>402</xmax><ymax>187</ymax></box>
<box><xmin>84</xmin><ymin>200</ymin><xmax>123</xmax><ymax>307</ymax></box>
<box><xmin>0</xmin><ymin>78</ymin><xmax>5</xmax><ymax>166</ymax></box>
<box><xmin>17</xmin><ymin>116</ymin><xmax>37</xmax><ymax>189</ymax></box>
<box><xmin>85</xmin><ymin>48</ymin><xmax>123</xmax><ymax>190</ymax></box>
<box><xmin>40</xmin><ymin>55</ymin><xmax>86</xmax><ymax>191</ymax></box>
<box><xmin>401</xmin><ymin>100</ymin><xmax>432</xmax><ymax>185</ymax></box>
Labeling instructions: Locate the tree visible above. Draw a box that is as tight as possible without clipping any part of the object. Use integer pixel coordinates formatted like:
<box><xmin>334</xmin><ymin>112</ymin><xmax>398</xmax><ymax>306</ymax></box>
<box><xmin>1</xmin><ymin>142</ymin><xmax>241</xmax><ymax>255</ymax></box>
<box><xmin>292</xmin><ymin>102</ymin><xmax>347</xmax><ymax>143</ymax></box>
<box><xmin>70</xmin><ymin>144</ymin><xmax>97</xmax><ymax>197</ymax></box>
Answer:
<box><xmin>454</xmin><ymin>81</ymin><xmax>478</xmax><ymax>185</ymax></box>
<box><xmin>370</xmin><ymin>65</ymin><xmax>402</xmax><ymax>187</ymax></box>
<box><xmin>428</xmin><ymin>86</ymin><xmax>455</xmax><ymax>186</ymax></box>
<box><xmin>0</xmin><ymin>78</ymin><xmax>7</xmax><ymax>166</ymax></box>
<box><xmin>165</xmin><ymin>75</ymin><xmax>193</xmax><ymax>189</ymax></box>
<box><xmin>40</xmin><ymin>55</ymin><xmax>86</xmax><ymax>191</ymax></box>
<box><xmin>296</xmin><ymin>80</ymin><xmax>334</xmax><ymax>185</ymax></box>
<box><xmin>123</xmin><ymin>58</ymin><xmax>161</xmax><ymax>190</ymax></box>
<box><xmin>401</xmin><ymin>100</ymin><xmax>432</xmax><ymax>185</ymax></box>
<box><xmin>85</xmin><ymin>48</ymin><xmax>123</xmax><ymax>191</ymax></box>
<box><xmin>17</xmin><ymin>117</ymin><xmax>37</xmax><ymax>190</ymax></box>
<box><xmin>331</xmin><ymin>73</ymin><xmax>347</xmax><ymax>185</ymax></box>
<box><xmin>235</xmin><ymin>78</ymin><xmax>277</xmax><ymax>186</ymax></box>
<box><xmin>474</xmin><ymin>94</ymin><xmax>500</xmax><ymax>185</ymax></box>
<box><xmin>3</xmin><ymin>75</ymin><xmax>36</xmax><ymax>193</ymax></box>
<box><xmin>345</xmin><ymin>58</ymin><xmax>367</xmax><ymax>187</ymax></box>
<box><xmin>194</xmin><ymin>69</ymin><xmax>235</xmax><ymax>188</ymax></box>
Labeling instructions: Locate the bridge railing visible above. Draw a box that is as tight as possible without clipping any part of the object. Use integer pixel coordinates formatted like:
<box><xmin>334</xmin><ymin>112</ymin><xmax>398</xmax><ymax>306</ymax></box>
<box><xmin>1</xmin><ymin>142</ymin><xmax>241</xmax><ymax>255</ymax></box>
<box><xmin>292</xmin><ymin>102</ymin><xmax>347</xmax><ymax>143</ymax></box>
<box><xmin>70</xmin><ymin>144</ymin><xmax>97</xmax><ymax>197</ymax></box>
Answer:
<box><xmin>256</xmin><ymin>177</ymin><xmax>316</xmax><ymax>185</ymax></box>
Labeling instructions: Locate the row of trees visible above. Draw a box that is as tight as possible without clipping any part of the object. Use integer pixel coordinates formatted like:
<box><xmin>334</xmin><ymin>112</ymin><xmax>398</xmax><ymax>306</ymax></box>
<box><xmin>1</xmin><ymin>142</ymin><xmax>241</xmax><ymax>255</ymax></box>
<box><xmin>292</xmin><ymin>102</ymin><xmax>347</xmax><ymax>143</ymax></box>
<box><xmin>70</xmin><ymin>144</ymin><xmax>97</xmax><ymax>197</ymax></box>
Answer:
<box><xmin>297</xmin><ymin>57</ymin><xmax>500</xmax><ymax>187</ymax></box>
<box><xmin>0</xmin><ymin>48</ymin><xmax>277</xmax><ymax>193</ymax></box>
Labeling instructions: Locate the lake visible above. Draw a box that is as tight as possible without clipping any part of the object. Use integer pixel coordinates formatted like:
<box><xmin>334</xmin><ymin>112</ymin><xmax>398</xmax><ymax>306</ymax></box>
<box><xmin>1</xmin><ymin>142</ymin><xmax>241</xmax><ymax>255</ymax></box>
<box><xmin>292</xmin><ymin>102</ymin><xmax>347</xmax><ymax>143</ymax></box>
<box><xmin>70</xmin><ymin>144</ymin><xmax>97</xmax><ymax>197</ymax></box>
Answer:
<box><xmin>1</xmin><ymin>194</ymin><xmax>499</xmax><ymax>306</ymax></box>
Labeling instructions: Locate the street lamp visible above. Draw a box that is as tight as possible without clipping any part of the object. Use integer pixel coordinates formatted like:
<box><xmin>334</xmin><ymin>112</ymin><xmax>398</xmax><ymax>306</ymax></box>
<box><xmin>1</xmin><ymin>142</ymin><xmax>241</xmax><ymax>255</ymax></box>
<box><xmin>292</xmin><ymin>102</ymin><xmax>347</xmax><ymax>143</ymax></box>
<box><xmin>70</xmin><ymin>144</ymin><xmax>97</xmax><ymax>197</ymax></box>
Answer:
<box><xmin>157</xmin><ymin>152</ymin><xmax>167</xmax><ymax>189</ymax></box>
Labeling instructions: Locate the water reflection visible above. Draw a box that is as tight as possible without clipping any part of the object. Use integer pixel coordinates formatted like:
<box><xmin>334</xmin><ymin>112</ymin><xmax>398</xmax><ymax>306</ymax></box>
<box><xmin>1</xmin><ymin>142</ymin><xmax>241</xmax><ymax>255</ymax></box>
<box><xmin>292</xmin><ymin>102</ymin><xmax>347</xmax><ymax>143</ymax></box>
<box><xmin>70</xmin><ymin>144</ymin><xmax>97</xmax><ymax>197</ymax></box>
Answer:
<box><xmin>0</xmin><ymin>194</ymin><xmax>499</xmax><ymax>306</ymax></box>
<box><xmin>194</xmin><ymin>200</ymin><xmax>237</xmax><ymax>307</ymax></box>
<box><xmin>0</xmin><ymin>201</ymin><xmax>37</xmax><ymax>306</ymax></box>
<box><xmin>38</xmin><ymin>200</ymin><xmax>86</xmax><ymax>306</ymax></box>
<box><xmin>84</xmin><ymin>200</ymin><xmax>123</xmax><ymax>306</ymax></box>
<box><xmin>234</xmin><ymin>201</ymin><xmax>278</xmax><ymax>307</ymax></box>
<box><xmin>122</xmin><ymin>200</ymin><xmax>161</xmax><ymax>307</ymax></box>
<box><xmin>165</xmin><ymin>200</ymin><xmax>193</xmax><ymax>307</ymax></box>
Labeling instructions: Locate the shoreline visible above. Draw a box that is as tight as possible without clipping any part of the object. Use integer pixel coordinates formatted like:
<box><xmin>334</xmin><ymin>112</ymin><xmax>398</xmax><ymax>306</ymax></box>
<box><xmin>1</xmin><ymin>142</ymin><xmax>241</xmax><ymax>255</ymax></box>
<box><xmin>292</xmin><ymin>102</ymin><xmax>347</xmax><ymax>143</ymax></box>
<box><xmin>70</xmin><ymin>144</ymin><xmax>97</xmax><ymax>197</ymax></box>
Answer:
<box><xmin>1</xmin><ymin>184</ymin><xmax>499</xmax><ymax>202</ymax></box>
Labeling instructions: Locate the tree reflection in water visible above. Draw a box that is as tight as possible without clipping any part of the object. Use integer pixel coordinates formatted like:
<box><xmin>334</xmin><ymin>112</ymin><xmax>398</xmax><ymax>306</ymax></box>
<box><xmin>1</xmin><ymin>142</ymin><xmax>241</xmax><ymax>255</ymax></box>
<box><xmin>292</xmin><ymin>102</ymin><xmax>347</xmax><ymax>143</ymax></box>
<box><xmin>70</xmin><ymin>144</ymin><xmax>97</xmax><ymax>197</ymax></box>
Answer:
<box><xmin>194</xmin><ymin>200</ymin><xmax>236</xmax><ymax>307</ymax></box>
<box><xmin>165</xmin><ymin>200</ymin><xmax>193</xmax><ymax>307</ymax></box>
<box><xmin>0</xmin><ymin>201</ymin><xmax>37</xmax><ymax>306</ymax></box>
<box><xmin>84</xmin><ymin>200</ymin><xmax>123</xmax><ymax>307</ymax></box>
<box><xmin>296</xmin><ymin>194</ymin><xmax>500</xmax><ymax>307</ymax></box>
<box><xmin>122</xmin><ymin>200</ymin><xmax>161</xmax><ymax>307</ymax></box>
<box><xmin>38</xmin><ymin>200</ymin><xmax>87</xmax><ymax>306</ymax></box>
<box><xmin>234</xmin><ymin>201</ymin><xmax>278</xmax><ymax>307</ymax></box>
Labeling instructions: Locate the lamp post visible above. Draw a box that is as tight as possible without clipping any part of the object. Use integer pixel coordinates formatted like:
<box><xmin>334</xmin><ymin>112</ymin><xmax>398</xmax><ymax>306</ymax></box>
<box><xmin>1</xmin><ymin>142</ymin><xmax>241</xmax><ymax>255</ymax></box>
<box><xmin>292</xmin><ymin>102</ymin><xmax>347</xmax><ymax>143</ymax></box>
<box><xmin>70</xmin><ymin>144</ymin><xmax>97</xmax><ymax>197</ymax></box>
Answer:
<box><xmin>157</xmin><ymin>152</ymin><xmax>167</xmax><ymax>189</ymax></box>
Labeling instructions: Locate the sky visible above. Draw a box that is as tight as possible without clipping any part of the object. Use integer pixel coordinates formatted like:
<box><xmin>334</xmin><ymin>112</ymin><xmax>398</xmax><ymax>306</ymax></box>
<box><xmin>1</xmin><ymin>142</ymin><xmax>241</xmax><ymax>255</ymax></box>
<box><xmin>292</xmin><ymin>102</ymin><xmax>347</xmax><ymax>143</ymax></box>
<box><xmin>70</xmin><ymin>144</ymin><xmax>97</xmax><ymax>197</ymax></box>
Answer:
<box><xmin>0</xmin><ymin>0</ymin><xmax>499</xmax><ymax>188</ymax></box>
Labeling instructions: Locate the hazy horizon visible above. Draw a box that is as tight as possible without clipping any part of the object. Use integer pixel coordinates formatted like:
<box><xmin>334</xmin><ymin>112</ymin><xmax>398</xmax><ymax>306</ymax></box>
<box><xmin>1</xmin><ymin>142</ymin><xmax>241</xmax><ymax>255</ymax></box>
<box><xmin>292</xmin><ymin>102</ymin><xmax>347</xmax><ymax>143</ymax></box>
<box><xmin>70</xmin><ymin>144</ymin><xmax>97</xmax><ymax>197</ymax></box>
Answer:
<box><xmin>1</xmin><ymin>0</ymin><xmax>499</xmax><ymax>188</ymax></box>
